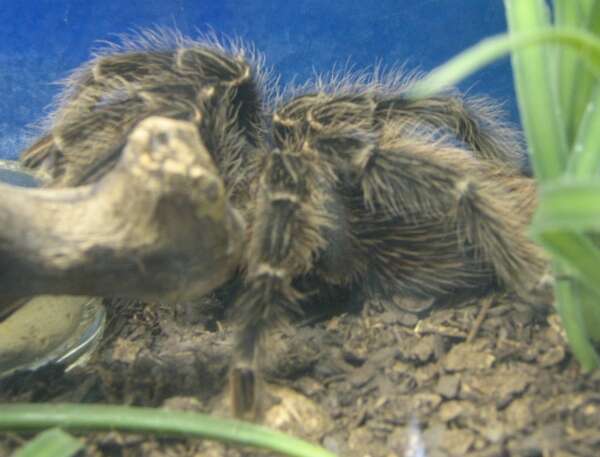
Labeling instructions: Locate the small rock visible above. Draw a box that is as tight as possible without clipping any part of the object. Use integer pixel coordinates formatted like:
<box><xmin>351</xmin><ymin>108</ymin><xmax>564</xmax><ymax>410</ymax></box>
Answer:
<box><xmin>349</xmin><ymin>365</ymin><xmax>375</xmax><ymax>388</ymax></box>
<box><xmin>162</xmin><ymin>396</ymin><xmax>204</xmax><ymax>412</ymax></box>
<box><xmin>511</xmin><ymin>307</ymin><xmax>535</xmax><ymax>327</ymax></box>
<box><xmin>496</xmin><ymin>374</ymin><xmax>531</xmax><ymax>409</ymax></box>
<box><xmin>439</xmin><ymin>427</ymin><xmax>476</xmax><ymax>455</ymax></box>
<box><xmin>263</xmin><ymin>385</ymin><xmax>333</xmax><ymax>438</ymax></box>
<box><xmin>410</xmin><ymin>335</ymin><xmax>436</xmax><ymax>363</ymax></box>
<box><xmin>504</xmin><ymin>397</ymin><xmax>533</xmax><ymax>431</ymax></box>
<box><xmin>369</xmin><ymin>347</ymin><xmax>400</xmax><ymax>365</ymax></box>
<box><xmin>380</xmin><ymin>310</ymin><xmax>419</xmax><ymax>327</ymax></box>
<box><xmin>343</xmin><ymin>345</ymin><xmax>368</xmax><ymax>366</ymax></box>
<box><xmin>443</xmin><ymin>342</ymin><xmax>495</xmax><ymax>372</ymax></box>
<box><xmin>294</xmin><ymin>376</ymin><xmax>324</xmax><ymax>397</ymax></box>
<box><xmin>538</xmin><ymin>345</ymin><xmax>566</xmax><ymax>367</ymax></box>
<box><xmin>388</xmin><ymin>422</ymin><xmax>427</xmax><ymax>457</ymax></box>
<box><xmin>386</xmin><ymin>427</ymin><xmax>406</xmax><ymax>450</ymax></box>
<box><xmin>479</xmin><ymin>419</ymin><xmax>507</xmax><ymax>443</ymax></box>
<box><xmin>111</xmin><ymin>338</ymin><xmax>143</xmax><ymax>364</ymax></box>
<box><xmin>436</xmin><ymin>374</ymin><xmax>461</xmax><ymax>399</ymax></box>
<box><xmin>415</xmin><ymin>319</ymin><xmax>468</xmax><ymax>339</ymax></box>
<box><xmin>507</xmin><ymin>422</ymin><xmax>564</xmax><ymax>455</ymax></box>
<box><xmin>547</xmin><ymin>313</ymin><xmax>568</xmax><ymax>343</ymax></box>
<box><xmin>348</xmin><ymin>427</ymin><xmax>374</xmax><ymax>451</ymax></box>
<box><xmin>438</xmin><ymin>400</ymin><xmax>475</xmax><ymax>422</ymax></box>
<box><xmin>412</xmin><ymin>393</ymin><xmax>443</xmax><ymax>416</ymax></box>
<box><xmin>414</xmin><ymin>363</ymin><xmax>439</xmax><ymax>386</ymax></box>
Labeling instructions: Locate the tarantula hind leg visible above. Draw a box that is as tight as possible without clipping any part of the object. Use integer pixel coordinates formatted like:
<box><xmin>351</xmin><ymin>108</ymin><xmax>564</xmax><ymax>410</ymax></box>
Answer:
<box><xmin>354</xmin><ymin>131</ymin><xmax>549</xmax><ymax>302</ymax></box>
<box><xmin>381</xmin><ymin>93</ymin><xmax>525</xmax><ymax>171</ymax></box>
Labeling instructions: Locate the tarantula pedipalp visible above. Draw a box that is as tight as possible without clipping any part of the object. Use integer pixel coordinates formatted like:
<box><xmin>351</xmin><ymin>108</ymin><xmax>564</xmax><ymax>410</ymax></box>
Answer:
<box><xmin>18</xmin><ymin>31</ymin><xmax>549</xmax><ymax>418</ymax></box>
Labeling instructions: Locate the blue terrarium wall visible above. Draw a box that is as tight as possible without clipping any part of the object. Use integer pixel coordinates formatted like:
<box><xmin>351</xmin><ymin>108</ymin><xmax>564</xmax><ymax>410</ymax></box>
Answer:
<box><xmin>0</xmin><ymin>0</ymin><xmax>517</xmax><ymax>160</ymax></box>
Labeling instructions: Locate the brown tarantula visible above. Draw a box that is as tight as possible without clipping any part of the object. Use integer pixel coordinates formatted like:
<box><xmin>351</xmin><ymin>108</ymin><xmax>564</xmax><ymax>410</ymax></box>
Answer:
<box><xmin>20</xmin><ymin>31</ymin><xmax>549</xmax><ymax>418</ymax></box>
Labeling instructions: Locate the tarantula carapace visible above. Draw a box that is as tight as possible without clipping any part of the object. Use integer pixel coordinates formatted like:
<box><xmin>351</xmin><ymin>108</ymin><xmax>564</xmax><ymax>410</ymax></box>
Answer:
<box><xmin>19</xmin><ymin>31</ymin><xmax>549</xmax><ymax>418</ymax></box>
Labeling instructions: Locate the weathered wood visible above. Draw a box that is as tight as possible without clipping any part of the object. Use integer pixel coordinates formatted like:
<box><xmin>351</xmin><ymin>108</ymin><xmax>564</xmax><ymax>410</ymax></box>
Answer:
<box><xmin>0</xmin><ymin>117</ymin><xmax>244</xmax><ymax>310</ymax></box>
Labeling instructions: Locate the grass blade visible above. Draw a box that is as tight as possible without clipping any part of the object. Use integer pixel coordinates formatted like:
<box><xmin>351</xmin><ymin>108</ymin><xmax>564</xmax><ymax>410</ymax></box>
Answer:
<box><xmin>554</xmin><ymin>270</ymin><xmax>600</xmax><ymax>371</ymax></box>
<box><xmin>532</xmin><ymin>181</ymin><xmax>600</xmax><ymax>231</ymax></box>
<box><xmin>408</xmin><ymin>28</ymin><xmax>600</xmax><ymax>100</ymax></box>
<box><xmin>554</xmin><ymin>0</ymin><xmax>596</xmax><ymax>146</ymax></box>
<box><xmin>534</xmin><ymin>230</ymin><xmax>600</xmax><ymax>296</ymax></box>
<box><xmin>575</xmin><ymin>280</ymin><xmax>600</xmax><ymax>342</ymax></box>
<box><xmin>585</xmin><ymin>0</ymin><xmax>600</xmax><ymax>36</ymax></box>
<box><xmin>12</xmin><ymin>428</ymin><xmax>82</xmax><ymax>457</ymax></box>
<box><xmin>504</xmin><ymin>0</ymin><xmax>567</xmax><ymax>181</ymax></box>
<box><xmin>0</xmin><ymin>404</ymin><xmax>337</xmax><ymax>457</ymax></box>
<box><xmin>568</xmin><ymin>83</ymin><xmax>600</xmax><ymax>178</ymax></box>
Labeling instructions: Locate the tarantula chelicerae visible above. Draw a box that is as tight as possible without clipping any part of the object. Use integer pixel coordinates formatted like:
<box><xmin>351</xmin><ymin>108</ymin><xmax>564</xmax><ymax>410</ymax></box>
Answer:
<box><xmin>20</xmin><ymin>31</ymin><xmax>549</xmax><ymax>418</ymax></box>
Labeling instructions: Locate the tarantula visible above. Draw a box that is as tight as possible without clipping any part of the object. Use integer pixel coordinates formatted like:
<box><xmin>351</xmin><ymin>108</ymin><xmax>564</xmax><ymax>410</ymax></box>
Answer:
<box><xmin>19</xmin><ymin>31</ymin><xmax>549</xmax><ymax>419</ymax></box>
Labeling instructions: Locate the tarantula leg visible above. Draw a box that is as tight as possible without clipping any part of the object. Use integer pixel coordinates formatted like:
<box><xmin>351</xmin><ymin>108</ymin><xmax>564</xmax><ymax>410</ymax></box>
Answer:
<box><xmin>21</xmin><ymin>40</ymin><xmax>263</xmax><ymax>188</ymax></box>
<box><xmin>230</xmin><ymin>146</ymin><xmax>331</xmax><ymax>419</ymax></box>
<box><xmin>273</xmin><ymin>91</ymin><xmax>546</xmax><ymax>300</ymax></box>
<box><xmin>376</xmin><ymin>94</ymin><xmax>525</xmax><ymax>170</ymax></box>
<box><xmin>355</xmin><ymin>135</ymin><xmax>548</xmax><ymax>300</ymax></box>
<box><xmin>0</xmin><ymin>116</ymin><xmax>244</xmax><ymax>309</ymax></box>
<box><xmin>274</xmin><ymin>91</ymin><xmax>524</xmax><ymax>171</ymax></box>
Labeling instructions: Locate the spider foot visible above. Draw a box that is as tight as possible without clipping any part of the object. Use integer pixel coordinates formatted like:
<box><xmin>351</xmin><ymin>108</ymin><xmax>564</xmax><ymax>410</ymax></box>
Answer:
<box><xmin>230</xmin><ymin>362</ymin><xmax>260</xmax><ymax>420</ymax></box>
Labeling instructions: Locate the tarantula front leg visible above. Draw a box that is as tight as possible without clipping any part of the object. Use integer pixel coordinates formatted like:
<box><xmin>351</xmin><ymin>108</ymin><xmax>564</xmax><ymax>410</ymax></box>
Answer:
<box><xmin>21</xmin><ymin>40</ymin><xmax>261</xmax><ymax>188</ymax></box>
<box><xmin>230</xmin><ymin>144</ymin><xmax>332</xmax><ymax>418</ymax></box>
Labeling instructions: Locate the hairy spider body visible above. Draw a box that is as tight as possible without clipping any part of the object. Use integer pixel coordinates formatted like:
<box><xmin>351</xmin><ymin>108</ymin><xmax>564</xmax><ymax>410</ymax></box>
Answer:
<box><xmin>20</xmin><ymin>31</ymin><xmax>548</xmax><ymax>419</ymax></box>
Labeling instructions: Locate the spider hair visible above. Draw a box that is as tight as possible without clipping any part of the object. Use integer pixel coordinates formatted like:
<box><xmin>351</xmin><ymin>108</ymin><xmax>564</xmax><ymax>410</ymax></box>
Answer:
<box><xmin>21</xmin><ymin>29</ymin><xmax>273</xmax><ymax>201</ymax></box>
<box><xmin>18</xmin><ymin>32</ymin><xmax>549</xmax><ymax>419</ymax></box>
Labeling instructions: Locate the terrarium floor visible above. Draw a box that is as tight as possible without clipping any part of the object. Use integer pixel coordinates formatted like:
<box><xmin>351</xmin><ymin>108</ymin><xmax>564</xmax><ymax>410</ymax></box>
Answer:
<box><xmin>1</xmin><ymin>293</ymin><xmax>599</xmax><ymax>457</ymax></box>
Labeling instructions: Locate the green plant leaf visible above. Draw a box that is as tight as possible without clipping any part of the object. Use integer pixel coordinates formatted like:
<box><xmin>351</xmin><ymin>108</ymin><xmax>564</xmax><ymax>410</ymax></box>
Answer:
<box><xmin>405</xmin><ymin>9</ymin><xmax>600</xmax><ymax>180</ymax></box>
<box><xmin>575</xmin><ymin>280</ymin><xmax>600</xmax><ymax>342</ymax></box>
<box><xmin>12</xmin><ymin>428</ymin><xmax>82</xmax><ymax>457</ymax></box>
<box><xmin>586</xmin><ymin>0</ymin><xmax>600</xmax><ymax>36</ymax></box>
<box><xmin>554</xmin><ymin>268</ymin><xmax>600</xmax><ymax>371</ymax></box>
<box><xmin>568</xmin><ymin>83</ymin><xmax>600</xmax><ymax>178</ymax></box>
<box><xmin>0</xmin><ymin>404</ymin><xmax>337</xmax><ymax>457</ymax></box>
<box><xmin>505</xmin><ymin>0</ymin><xmax>567</xmax><ymax>181</ymax></box>
<box><xmin>532</xmin><ymin>181</ymin><xmax>600</xmax><ymax>231</ymax></box>
<box><xmin>533</xmin><ymin>230</ymin><xmax>600</xmax><ymax>298</ymax></box>
<box><xmin>406</xmin><ymin>25</ymin><xmax>600</xmax><ymax>179</ymax></box>
<box><xmin>554</xmin><ymin>0</ymin><xmax>598</xmax><ymax>146</ymax></box>
<box><xmin>408</xmin><ymin>28</ymin><xmax>600</xmax><ymax>100</ymax></box>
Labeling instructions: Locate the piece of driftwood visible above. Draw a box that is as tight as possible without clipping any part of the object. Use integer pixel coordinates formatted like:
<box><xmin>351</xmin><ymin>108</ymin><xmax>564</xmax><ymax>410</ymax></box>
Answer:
<box><xmin>0</xmin><ymin>117</ymin><xmax>245</xmax><ymax>311</ymax></box>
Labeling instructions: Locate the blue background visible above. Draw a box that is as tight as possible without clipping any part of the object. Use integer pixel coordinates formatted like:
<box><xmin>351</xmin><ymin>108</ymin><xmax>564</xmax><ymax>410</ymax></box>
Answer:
<box><xmin>0</xmin><ymin>0</ymin><xmax>517</xmax><ymax>160</ymax></box>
